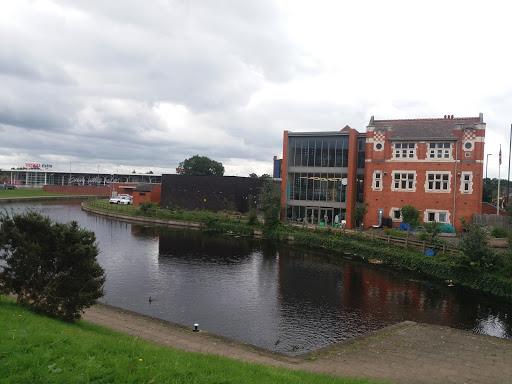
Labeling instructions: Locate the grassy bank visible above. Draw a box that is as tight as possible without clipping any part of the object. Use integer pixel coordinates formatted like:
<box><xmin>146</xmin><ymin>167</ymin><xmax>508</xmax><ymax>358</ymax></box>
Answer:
<box><xmin>0</xmin><ymin>297</ymin><xmax>382</xmax><ymax>384</ymax></box>
<box><xmin>0</xmin><ymin>190</ymin><xmax>75</xmax><ymax>198</ymax></box>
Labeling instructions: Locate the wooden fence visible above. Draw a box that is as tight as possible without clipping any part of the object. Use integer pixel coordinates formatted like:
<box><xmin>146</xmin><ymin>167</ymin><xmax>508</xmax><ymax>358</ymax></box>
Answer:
<box><xmin>472</xmin><ymin>214</ymin><xmax>511</xmax><ymax>229</ymax></box>
<box><xmin>363</xmin><ymin>232</ymin><xmax>459</xmax><ymax>256</ymax></box>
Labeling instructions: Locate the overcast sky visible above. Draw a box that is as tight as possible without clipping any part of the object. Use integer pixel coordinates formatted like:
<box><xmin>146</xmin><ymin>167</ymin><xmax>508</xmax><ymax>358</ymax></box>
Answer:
<box><xmin>1</xmin><ymin>0</ymin><xmax>511</xmax><ymax>178</ymax></box>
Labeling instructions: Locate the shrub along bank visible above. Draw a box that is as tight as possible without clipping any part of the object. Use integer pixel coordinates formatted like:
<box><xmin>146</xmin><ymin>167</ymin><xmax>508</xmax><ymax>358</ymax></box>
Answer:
<box><xmin>275</xmin><ymin>227</ymin><xmax>512</xmax><ymax>299</ymax></box>
<box><xmin>83</xmin><ymin>200</ymin><xmax>512</xmax><ymax>299</ymax></box>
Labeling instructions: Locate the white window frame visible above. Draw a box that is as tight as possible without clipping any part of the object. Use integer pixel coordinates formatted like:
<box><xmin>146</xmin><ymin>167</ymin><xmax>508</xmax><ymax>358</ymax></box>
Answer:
<box><xmin>424</xmin><ymin>209</ymin><xmax>450</xmax><ymax>224</ymax></box>
<box><xmin>428</xmin><ymin>142</ymin><xmax>452</xmax><ymax>159</ymax></box>
<box><xmin>425</xmin><ymin>171</ymin><xmax>451</xmax><ymax>193</ymax></box>
<box><xmin>460</xmin><ymin>171</ymin><xmax>473</xmax><ymax>194</ymax></box>
<box><xmin>391</xmin><ymin>171</ymin><xmax>416</xmax><ymax>192</ymax></box>
<box><xmin>393</xmin><ymin>142</ymin><xmax>416</xmax><ymax>159</ymax></box>
<box><xmin>390</xmin><ymin>207</ymin><xmax>402</xmax><ymax>222</ymax></box>
<box><xmin>372</xmin><ymin>170</ymin><xmax>383</xmax><ymax>191</ymax></box>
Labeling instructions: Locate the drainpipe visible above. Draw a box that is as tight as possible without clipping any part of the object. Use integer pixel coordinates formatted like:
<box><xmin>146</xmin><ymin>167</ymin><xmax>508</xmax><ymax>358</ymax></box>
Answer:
<box><xmin>453</xmin><ymin>138</ymin><xmax>458</xmax><ymax>227</ymax></box>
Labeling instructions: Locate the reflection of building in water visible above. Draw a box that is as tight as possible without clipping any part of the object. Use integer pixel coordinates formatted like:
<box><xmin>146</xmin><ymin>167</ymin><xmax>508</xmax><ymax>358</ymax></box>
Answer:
<box><xmin>273</xmin><ymin>247</ymin><xmax>507</xmax><ymax>332</ymax></box>
<box><xmin>158</xmin><ymin>230</ymin><xmax>255</xmax><ymax>261</ymax></box>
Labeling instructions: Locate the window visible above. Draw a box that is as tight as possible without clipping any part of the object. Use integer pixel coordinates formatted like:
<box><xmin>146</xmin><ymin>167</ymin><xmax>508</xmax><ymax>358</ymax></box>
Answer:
<box><xmin>460</xmin><ymin>172</ymin><xmax>473</xmax><ymax>194</ymax></box>
<box><xmin>424</xmin><ymin>210</ymin><xmax>450</xmax><ymax>224</ymax></box>
<box><xmin>464</xmin><ymin>142</ymin><xmax>472</xmax><ymax>150</ymax></box>
<box><xmin>376</xmin><ymin>143</ymin><xmax>383</xmax><ymax>150</ymax></box>
<box><xmin>372</xmin><ymin>171</ymin><xmax>383</xmax><ymax>191</ymax></box>
<box><xmin>394</xmin><ymin>142</ymin><xmax>415</xmax><ymax>159</ymax></box>
<box><xmin>428</xmin><ymin>142</ymin><xmax>451</xmax><ymax>159</ymax></box>
<box><xmin>425</xmin><ymin>172</ymin><xmax>451</xmax><ymax>192</ymax></box>
<box><xmin>390</xmin><ymin>208</ymin><xmax>402</xmax><ymax>222</ymax></box>
<box><xmin>465</xmin><ymin>152</ymin><xmax>471</xmax><ymax>158</ymax></box>
<box><xmin>391</xmin><ymin>171</ymin><xmax>416</xmax><ymax>191</ymax></box>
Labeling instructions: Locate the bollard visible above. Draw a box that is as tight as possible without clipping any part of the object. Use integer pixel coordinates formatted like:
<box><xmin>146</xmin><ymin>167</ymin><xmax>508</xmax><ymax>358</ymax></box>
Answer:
<box><xmin>193</xmin><ymin>323</ymin><xmax>199</xmax><ymax>332</ymax></box>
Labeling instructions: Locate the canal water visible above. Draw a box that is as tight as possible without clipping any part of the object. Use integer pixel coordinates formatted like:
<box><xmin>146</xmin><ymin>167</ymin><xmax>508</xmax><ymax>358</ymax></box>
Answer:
<box><xmin>2</xmin><ymin>200</ymin><xmax>512</xmax><ymax>355</ymax></box>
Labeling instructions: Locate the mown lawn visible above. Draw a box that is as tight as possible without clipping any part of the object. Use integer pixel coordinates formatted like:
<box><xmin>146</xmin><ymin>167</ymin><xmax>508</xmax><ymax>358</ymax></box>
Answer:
<box><xmin>0</xmin><ymin>190</ymin><xmax>76</xmax><ymax>198</ymax></box>
<box><xmin>0</xmin><ymin>297</ymin><xmax>385</xmax><ymax>384</ymax></box>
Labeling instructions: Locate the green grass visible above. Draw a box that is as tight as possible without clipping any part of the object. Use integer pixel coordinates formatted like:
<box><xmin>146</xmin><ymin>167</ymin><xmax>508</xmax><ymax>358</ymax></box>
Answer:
<box><xmin>85</xmin><ymin>199</ymin><xmax>256</xmax><ymax>226</ymax></box>
<box><xmin>0</xmin><ymin>190</ymin><xmax>77</xmax><ymax>198</ymax></box>
<box><xmin>0</xmin><ymin>297</ymin><xmax>384</xmax><ymax>384</ymax></box>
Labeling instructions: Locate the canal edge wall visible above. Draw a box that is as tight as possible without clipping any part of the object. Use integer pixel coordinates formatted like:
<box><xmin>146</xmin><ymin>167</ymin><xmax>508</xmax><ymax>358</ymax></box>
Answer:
<box><xmin>82</xmin><ymin>203</ymin><xmax>204</xmax><ymax>230</ymax></box>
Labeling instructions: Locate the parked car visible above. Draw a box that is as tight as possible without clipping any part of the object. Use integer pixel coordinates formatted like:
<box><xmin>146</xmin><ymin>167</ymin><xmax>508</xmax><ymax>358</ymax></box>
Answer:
<box><xmin>1</xmin><ymin>184</ymin><xmax>17</xmax><ymax>190</ymax></box>
<box><xmin>109</xmin><ymin>196</ymin><xmax>132</xmax><ymax>204</ymax></box>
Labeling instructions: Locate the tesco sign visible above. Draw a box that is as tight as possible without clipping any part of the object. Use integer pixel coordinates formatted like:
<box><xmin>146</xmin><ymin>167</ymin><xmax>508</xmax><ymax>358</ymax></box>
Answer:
<box><xmin>25</xmin><ymin>163</ymin><xmax>53</xmax><ymax>169</ymax></box>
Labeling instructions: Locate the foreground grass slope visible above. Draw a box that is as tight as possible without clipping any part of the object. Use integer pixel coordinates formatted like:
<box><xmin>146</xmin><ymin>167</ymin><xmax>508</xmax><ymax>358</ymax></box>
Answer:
<box><xmin>0</xmin><ymin>297</ymin><xmax>383</xmax><ymax>384</ymax></box>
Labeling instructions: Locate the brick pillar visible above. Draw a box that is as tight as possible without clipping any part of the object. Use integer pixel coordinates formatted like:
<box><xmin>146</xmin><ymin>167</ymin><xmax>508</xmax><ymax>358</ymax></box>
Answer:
<box><xmin>345</xmin><ymin>129</ymin><xmax>359</xmax><ymax>229</ymax></box>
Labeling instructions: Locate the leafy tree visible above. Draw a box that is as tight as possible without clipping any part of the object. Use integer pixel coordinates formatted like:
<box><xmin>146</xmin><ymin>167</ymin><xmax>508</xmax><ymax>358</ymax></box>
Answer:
<box><xmin>401</xmin><ymin>205</ymin><xmax>421</xmax><ymax>238</ymax></box>
<box><xmin>0</xmin><ymin>211</ymin><xmax>106</xmax><ymax>321</ymax></box>
<box><xmin>178</xmin><ymin>155</ymin><xmax>224</xmax><ymax>176</ymax></box>
<box><xmin>258</xmin><ymin>179</ymin><xmax>282</xmax><ymax>229</ymax></box>
<box><xmin>249</xmin><ymin>173</ymin><xmax>272</xmax><ymax>179</ymax></box>
<box><xmin>353</xmin><ymin>202</ymin><xmax>368</xmax><ymax>228</ymax></box>
<box><xmin>459</xmin><ymin>220</ymin><xmax>496</xmax><ymax>269</ymax></box>
<box><xmin>482</xmin><ymin>178</ymin><xmax>493</xmax><ymax>203</ymax></box>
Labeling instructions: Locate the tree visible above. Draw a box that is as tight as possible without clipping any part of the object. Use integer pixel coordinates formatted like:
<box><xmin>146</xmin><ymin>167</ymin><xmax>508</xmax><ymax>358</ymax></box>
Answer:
<box><xmin>178</xmin><ymin>155</ymin><xmax>224</xmax><ymax>176</ymax></box>
<box><xmin>459</xmin><ymin>220</ymin><xmax>496</xmax><ymax>269</ymax></box>
<box><xmin>401</xmin><ymin>205</ymin><xmax>421</xmax><ymax>238</ymax></box>
<box><xmin>0</xmin><ymin>211</ymin><xmax>106</xmax><ymax>321</ymax></box>
<box><xmin>353</xmin><ymin>202</ymin><xmax>368</xmax><ymax>228</ymax></box>
<box><xmin>258</xmin><ymin>179</ymin><xmax>282</xmax><ymax>229</ymax></box>
<box><xmin>249</xmin><ymin>173</ymin><xmax>272</xmax><ymax>179</ymax></box>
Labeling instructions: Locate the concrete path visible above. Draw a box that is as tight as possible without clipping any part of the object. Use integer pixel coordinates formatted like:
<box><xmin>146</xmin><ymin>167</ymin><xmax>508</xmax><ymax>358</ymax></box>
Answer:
<box><xmin>82</xmin><ymin>304</ymin><xmax>512</xmax><ymax>384</ymax></box>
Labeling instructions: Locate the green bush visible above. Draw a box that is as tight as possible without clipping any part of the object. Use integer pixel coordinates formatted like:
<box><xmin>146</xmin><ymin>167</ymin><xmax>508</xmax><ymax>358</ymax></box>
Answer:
<box><xmin>491</xmin><ymin>226</ymin><xmax>509</xmax><ymax>238</ymax></box>
<box><xmin>247</xmin><ymin>209</ymin><xmax>259</xmax><ymax>225</ymax></box>
<box><xmin>0</xmin><ymin>211</ymin><xmax>105</xmax><ymax>321</ymax></box>
<box><xmin>138</xmin><ymin>201</ymin><xmax>159</xmax><ymax>216</ymax></box>
<box><xmin>383</xmin><ymin>228</ymin><xmax>404</xmax><ymax>238</ymax></box>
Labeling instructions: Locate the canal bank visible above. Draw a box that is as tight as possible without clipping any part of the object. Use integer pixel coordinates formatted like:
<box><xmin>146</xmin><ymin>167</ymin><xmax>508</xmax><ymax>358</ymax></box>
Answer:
<box><xmin>83</xmin><ymin>303</ymin><xmax>512</xmax><ymax>384</ymax></box>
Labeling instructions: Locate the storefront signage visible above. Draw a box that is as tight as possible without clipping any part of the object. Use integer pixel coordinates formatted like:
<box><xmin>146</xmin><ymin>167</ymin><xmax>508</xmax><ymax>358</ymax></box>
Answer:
<box><xmin>25</xmin><ymin>163</ymin><xmax>53</xmax><ymax>169</ymax></box>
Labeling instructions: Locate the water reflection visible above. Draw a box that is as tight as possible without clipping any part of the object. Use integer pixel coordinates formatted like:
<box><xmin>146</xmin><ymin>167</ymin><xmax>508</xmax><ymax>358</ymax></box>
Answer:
<box><xmin>1</xmin><ymin>200</ymin><xmax>512</xmax><ymax>355</ymax></box>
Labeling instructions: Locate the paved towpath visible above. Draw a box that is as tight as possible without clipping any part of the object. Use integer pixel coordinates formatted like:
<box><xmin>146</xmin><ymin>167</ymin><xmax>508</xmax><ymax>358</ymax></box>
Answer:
<box><xmin>82</xmin><ymin>304</ymin><xmax>512</xmax><ymax>384</ymax></box>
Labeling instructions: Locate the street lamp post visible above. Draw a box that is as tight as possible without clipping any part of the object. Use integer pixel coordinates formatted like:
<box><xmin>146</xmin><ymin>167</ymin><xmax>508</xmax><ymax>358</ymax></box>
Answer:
<box><xmin>69</xmin><ymin>162</ymin><xmax>71</xmax><ymax>184</ymax></box>
<box><xmin>486</xmin><ymin>154</ymin><xmax>492</xmax><ymax>179</ymax></box>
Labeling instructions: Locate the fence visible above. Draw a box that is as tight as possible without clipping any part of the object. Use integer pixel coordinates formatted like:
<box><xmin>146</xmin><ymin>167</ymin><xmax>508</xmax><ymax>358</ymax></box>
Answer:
<box><xmin>364</xmin><ymin>231</ymin><xmax>459</xmax><ymax>256</ymax></box>
<box><xmin>473</xmin><ymin>214</ymin><xmax>511</xmax><ymax>229</ymax></box>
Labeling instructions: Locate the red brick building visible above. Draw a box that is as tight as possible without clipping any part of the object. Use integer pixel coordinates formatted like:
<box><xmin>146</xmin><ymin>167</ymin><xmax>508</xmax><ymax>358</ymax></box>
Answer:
<box><xmin>363</xmin><ymin>114</ymin><xmax>485</xmax><ymax>231</ymax></box>
<box><xmin>133</xmin><ymin>184</ymin><xmax>161</xmax><ymax>206</ymax></box>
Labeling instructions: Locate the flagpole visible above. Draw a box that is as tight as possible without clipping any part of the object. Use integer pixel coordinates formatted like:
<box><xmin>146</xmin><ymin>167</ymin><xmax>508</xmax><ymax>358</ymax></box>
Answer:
<box><xmin>497</xmin><ymin>145</ymin><xmax>501</xmax><ymax>215</ymax></box>
<box><xmin>507</xmin><ymin>124</ymin><xmax>512</xmax><ymax>207</ymax></box>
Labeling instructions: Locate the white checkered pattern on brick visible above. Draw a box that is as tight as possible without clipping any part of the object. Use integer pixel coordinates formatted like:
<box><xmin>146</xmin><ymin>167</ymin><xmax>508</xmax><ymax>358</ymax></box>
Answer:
<box><xmin>463</xmin><ymin>131</ymin><xmax>476</xmax><ymax>141</ymax></box>
<box><xmin>374</xmin><ymin>131</ymin><xmax>385</xmax><ymax>142</ymax></box>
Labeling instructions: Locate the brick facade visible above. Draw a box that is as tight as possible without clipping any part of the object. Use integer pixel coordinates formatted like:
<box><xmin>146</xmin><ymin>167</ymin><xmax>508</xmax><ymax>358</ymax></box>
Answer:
<box><xmin>133</xmin><ymin>184</ymin><xmax>161</xmax><ymax>206</ymax></box>
<box><xmin>363</xmin><ymin>114</ymin><xmax>485</xmax><ymax>231</ymax></box>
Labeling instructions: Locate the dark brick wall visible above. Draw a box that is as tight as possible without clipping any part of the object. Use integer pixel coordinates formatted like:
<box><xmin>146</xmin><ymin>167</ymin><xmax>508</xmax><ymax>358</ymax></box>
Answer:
<box><xmin>161</xmin><ymin>175</ymin><xmax>266</xmax><ymax>213</ymax></box>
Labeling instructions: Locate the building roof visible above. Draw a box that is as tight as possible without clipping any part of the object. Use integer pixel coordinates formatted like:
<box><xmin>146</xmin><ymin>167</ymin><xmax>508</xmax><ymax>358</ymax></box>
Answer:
<box><xmin>134</xmin><ymin>183</ymin><xmax>159</xmax><ymax>192</ymax></box>
<box><xmin>370</xmin><ymin>116</ymin><xmax>482</xmax><ymax>141</ymax></box>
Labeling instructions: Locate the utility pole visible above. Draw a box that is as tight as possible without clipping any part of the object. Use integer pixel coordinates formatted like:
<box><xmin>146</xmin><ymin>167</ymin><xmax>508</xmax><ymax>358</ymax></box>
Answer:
<box><xmin>486</xmin><ymin>154</ymin><xmax>492</xmax><ymax>179</ymax></box>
